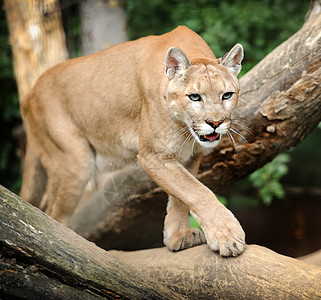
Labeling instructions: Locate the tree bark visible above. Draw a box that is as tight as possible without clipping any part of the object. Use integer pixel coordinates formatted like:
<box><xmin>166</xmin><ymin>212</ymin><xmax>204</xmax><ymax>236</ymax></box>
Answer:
<box><xmin>80</xmin><ymin>0</ymin><xmax>127</xmax><ymax>55</ymax></box>
<box><xmin>0</xmin><ymin>185</ymin><xmax>181</xmax><ymax>299</ymax></box>
<box><xmin>112</xmin><ymin>245</ymin><xmax>321</xmax><ymax>300</ymax></box>
<box><xmin>5</xmin><ymin>0</ymin><xmax>68</xmax><ymax>165</ymax></box>
<box><xmin>4</xmin><ymin>0</ymin><xmax>68</xmax><ymax>102</ymax></box>
<box><xmin>71</xmin><ymin>13</ymin><xmax>321</xmax><ymax>250</ymax></box>
<box><xmin>1</xmin><ymin>185</ymin><xmax>320</xmax><ymax>299</ymax></box>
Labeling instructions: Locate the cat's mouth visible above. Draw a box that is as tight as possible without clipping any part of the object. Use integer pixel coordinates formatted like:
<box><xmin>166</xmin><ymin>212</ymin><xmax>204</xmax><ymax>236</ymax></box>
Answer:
<box><xmin>190</xmin><ymin>127</ymin><xmax>222</xmax><ymax>146</ymax></box>
<box><xmin>199</xmin><ymin>132</ymin><xmax>220</xmax><ymax>142</ymax></box>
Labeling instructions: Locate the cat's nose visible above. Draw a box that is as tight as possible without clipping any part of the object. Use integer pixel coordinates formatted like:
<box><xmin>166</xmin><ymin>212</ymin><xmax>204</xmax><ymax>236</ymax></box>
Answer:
<box><xmin>205</xmin><ymin>119</ymin><xmax>223</xmax><ymax>129</ymax></box>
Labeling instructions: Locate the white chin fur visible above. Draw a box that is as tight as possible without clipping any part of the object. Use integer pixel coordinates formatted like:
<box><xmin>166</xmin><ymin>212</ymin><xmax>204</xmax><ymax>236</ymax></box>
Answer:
<box><xmin>198</xmin><ymin>138</ymin><xmax>221</xmax><ymax>149</ymax></box>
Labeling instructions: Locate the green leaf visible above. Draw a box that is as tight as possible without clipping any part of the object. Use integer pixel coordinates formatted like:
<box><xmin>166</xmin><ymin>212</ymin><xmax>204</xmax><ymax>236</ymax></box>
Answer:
<box><xmin>260</xmin><ymin>186</ymin><xmax>273</xmax><ymax>206</ymax></box>
<box><xmin>249</xmin><ymin>153</ymin><xmax>290</xmax><ymax>205</ymax></box>
<box><xmin>189</xmin><ymin>214</ymin><xmax>202</xmax><ymax>230</ymax></box>
<box><xmin>217</xmin><ymin>195</ymin><xmax>227</xmax><ymax>206</ymax></box>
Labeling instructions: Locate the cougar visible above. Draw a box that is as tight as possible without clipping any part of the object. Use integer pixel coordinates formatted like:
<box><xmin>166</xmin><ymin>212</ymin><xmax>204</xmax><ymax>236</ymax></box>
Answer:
<box><xmin>21</xmin><ymin>26</ymin><xmax>245</xmax><ymax>256</ymax></box>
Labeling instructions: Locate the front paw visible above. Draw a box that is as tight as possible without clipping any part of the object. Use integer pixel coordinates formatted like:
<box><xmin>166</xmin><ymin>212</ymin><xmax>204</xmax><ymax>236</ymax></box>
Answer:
<box><xmin>164</xmin><ymin>228</ymin><xmax>206</xmax><ymax>251</ymax></box>
<box><xmin>201</xmin><ymin>207</ymin><xmax>245</xmax><ymax>257</ymax></box>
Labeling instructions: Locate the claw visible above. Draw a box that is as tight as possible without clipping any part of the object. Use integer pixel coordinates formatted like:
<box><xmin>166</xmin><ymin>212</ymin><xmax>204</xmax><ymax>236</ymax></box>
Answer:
<box><xmin>233</xmin><ymin>242</ymin><xmax>239</xmax><ymax>252</ymax></box>
<box><xmin>165</xmin><ymin>228</ymin><xmax>206</xmax><ymax>252</ymax></box>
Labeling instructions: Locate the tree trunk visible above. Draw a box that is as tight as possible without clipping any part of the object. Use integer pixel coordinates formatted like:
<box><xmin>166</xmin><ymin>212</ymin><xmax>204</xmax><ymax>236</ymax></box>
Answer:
<box><xmin>5</xmin><ymin>0</ymin><xmax>68</xmax><ymax>164</ymax></box>
<box><xmin>80</xmin><ymin>0</ymin><xmax>127</xmax><ymax>55</ymax></box>
<box><xmin>71</xmin><ymin>12</ymin><xmax>321</xmax><ymax>250</ymax></box>
<box><xmin>4</xmin><ymin>0</ymin><xmax>68</xmax><ymax>102</ymax></box>
<box><xmin>0</xmin><ymin>185</ymin><xmax>320</xmax><ymax>299</ymax></box>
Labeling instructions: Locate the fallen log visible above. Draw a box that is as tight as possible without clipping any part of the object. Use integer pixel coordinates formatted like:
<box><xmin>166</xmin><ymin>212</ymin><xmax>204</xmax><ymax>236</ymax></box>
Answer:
<box><xmin>0</xmin><ymin>185</ymin><xmax>181</xmax><ymax>299</ymax></box>
<box><xmin>112</xmin><ymin>245</ymin><xmax>321</xmax><ymax>300</ymax></box>
<box><xmin>1</xmin><ymin>185</ymin><xmax>320</xmax><ymax>299</ymax></box>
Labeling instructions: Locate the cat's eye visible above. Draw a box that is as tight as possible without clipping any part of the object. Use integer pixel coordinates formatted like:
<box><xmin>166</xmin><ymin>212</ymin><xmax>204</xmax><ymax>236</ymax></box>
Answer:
<box><xmin>222</xmin><ymin>92</ymin><xmax>234</xmax><ymax>100</ymax></box>
<box><xmin>188</xmin><ymin>94</ymin><xmax>202</xmax><ymax>101</ymax></box>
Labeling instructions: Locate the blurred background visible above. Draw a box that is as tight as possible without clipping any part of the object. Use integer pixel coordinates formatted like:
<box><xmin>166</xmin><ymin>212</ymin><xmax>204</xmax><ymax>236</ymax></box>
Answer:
<box><xmin>0</xmin><ymin>0</ymin><xmax>320</xmax><ymax>257</ymax></box>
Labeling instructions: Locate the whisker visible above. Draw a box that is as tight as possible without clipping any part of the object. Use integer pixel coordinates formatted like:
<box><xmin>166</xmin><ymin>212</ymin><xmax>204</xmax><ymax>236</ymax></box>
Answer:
<box><xmin>176</xmin><ymin>127</ymin><xmax>190</xmax><ymax>140</ymax></box>
<box><xmin>231</xmin><ymin>126</ymin><xmax>250</xmax><ymax>142</ymax></box>
<box><xmin>230</xmin><ymin>128</ymin><xmax>248</xmax><ymax>143</ymax></box>
<box><xmin>177</xmin><ymin>125</ymin><xmax>190</xmax><ymax>135</ymax></box>
<box><xmin>191</xmin><ymin>136</ymin><xmax>196</xmax><ymax>154</ymax></box>
<box><xmin>227</xmin><ymin>132</ymin><xmax>237</xmax><ymax>153</ymax></box>
<box><xmin>178</xmin><ymin>133</ymin><xmax>193</xmax><ymax>155</ymax></box>
<box><xmin>231</xmin><ymin>117</ymin><xmax>251</xmax><ymax>125</ymax></box>
<box><xmin>231</xmin><ymin>122</ymin><xmax>254</xmax><ymax>136</ymax></box>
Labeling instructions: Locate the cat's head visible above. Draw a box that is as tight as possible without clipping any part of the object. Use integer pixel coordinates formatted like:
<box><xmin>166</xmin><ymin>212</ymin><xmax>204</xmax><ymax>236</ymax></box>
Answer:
<box><xmin>165</xmin><ymin>44</ymin><xmax>243</xmax><ymax>149</ymax></box>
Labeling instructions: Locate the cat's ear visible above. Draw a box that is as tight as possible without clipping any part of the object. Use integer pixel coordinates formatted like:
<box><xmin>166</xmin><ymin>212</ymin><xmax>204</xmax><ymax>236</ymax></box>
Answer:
<box><xmin>221</xmin><ymin>43</ymin><xmax>244</xmax><ymax>76</ymax></box>
<box><xmin>165</xmin><ymin>47</ymin><xmax>191</xmax><ymax>80</ymax></box>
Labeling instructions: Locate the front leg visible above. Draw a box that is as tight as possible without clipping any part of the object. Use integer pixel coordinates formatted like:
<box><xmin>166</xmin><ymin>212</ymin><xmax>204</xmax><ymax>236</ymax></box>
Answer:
<box><xmin>163</xmin><ymin>154</ymin><xmax>205</xmax><ymax>251</ymax></box>
<box><xmin>138</xmin><ymin>151</ymin><xmax>245</xmax><ymax>257</ymax></box>
<box><xmin>163</xmin><ymin>196</ymin><xmax>205</xmax><ymax>251</ymax></box>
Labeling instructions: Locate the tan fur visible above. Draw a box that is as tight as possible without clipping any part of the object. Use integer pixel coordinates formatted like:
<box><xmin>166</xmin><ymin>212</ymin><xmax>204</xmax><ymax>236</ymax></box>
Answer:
<box><xmin>20</xmin><ymin>26</ymin><xmax>245</xmax><ymax>256</ymax></box>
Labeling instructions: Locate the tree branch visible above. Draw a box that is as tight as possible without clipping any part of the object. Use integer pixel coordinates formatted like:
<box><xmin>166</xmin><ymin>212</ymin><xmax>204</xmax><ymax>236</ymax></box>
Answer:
<box><xmin>1</xmin><ymin>185</ymin><xmax>320</xmax><ymax>299</ymax></box>
<box><xmin>112</xmin><ymin>245</ymin><xmax>321</xmax><ymax>299</ymax></box>
<box><xmin>0</xmin><ymin>185</ymin><xmax>181</xmax><ymax>299</ymax></box>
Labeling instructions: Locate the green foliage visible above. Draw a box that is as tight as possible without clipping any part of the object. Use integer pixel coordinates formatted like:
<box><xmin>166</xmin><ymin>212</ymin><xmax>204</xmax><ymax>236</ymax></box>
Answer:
<box><xmin>217</xmin><ymin>195</ymin><xmax>228</xmax><ymax>206</ymax></box>
<box><xmin>126</xmin><ymin>0</ymin><xmax>308</xmax><ymax>75</ymax></box>
<box><xmin>189</xmin><ymin>214</ymin><xmax>202</xmax><ymax>230</ymax></box>
<box><xmin>249</xmin><ymin>154</ymin><xmax>290</xmax><ymax>205</ymax></box>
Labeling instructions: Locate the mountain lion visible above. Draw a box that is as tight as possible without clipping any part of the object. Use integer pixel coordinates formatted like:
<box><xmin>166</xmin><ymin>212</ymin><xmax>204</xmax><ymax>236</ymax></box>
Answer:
<box><xmin>21</xmin><ymin>26</ymin><xmax>245</xmax><ymax>257</ymax></box>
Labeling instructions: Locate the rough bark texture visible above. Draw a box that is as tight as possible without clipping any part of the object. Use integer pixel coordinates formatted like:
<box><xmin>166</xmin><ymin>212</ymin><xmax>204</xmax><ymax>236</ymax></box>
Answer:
<box><xmin>5</xmin><ymin>0</ymin><xmax>68</xmax><ymax>165</ymax></box>
<box><xmin>305</xmin><ymin>0</ymin><xmax>321</xmax><ymax>22</ymax></box>
<box><xmin>1</xmin><ymin>185</ymin><xmax>320</xmax><ymax>299</ymax></box>
<box><xmin>4</xmin><ymin>0</ymin><xmax>68</xmax><ymax>102</ymax></box>
<box><xmin>0</xmin><ymin>185</ymin><xmax>182</xmax><ymax>299</ymax></box>
<box><xmin>112</xmin><ymin>245</ymin><xmax>321</xmax><ymax>300</ymax></box>
<box><xmin>71</xmin><ymin>13</ymin><xmax>321</xmax><ymax>250</ymax></box>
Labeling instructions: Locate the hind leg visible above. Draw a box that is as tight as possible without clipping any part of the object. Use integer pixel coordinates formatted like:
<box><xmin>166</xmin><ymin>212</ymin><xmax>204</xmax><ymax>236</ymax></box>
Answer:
<box><xmin>21</xmin><ymin>86</ymin><xmax>97</xmax><ymax>225</ymax></box>
<box><xmin>20</xmin><ymin>141</ymin><xmax>47</xmax><ymax>207</ymax></box>
<box><xmin>39</xmin><ymin>142</ymin><xmax>95</xmax><ymax>226</ymax></box>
